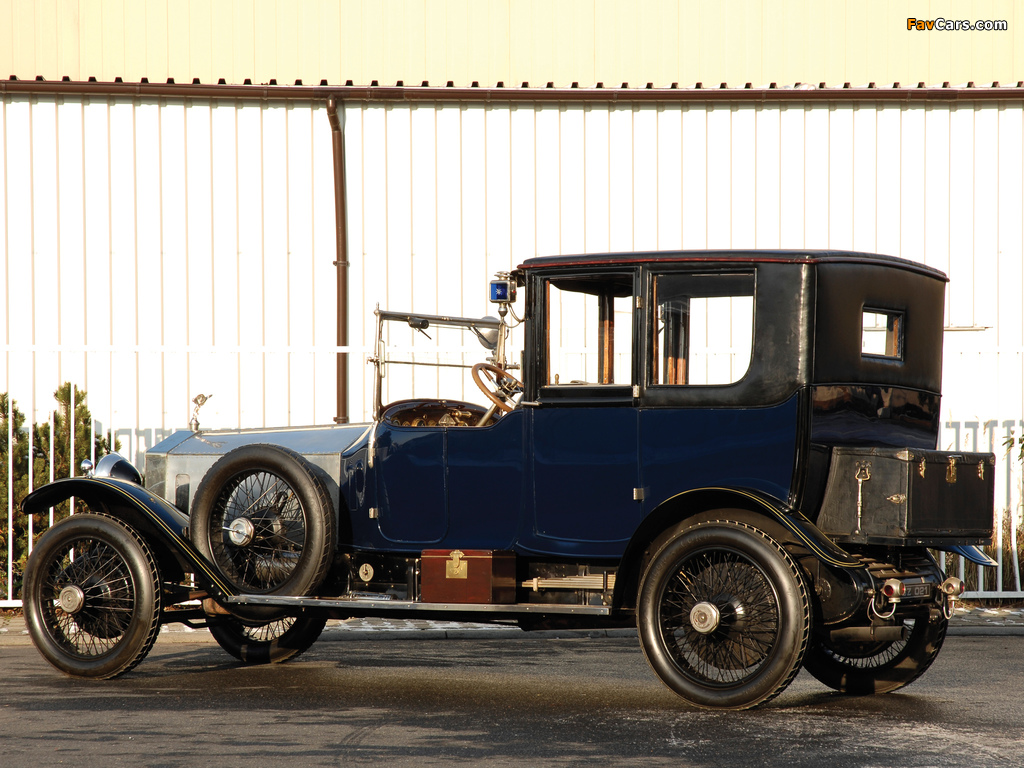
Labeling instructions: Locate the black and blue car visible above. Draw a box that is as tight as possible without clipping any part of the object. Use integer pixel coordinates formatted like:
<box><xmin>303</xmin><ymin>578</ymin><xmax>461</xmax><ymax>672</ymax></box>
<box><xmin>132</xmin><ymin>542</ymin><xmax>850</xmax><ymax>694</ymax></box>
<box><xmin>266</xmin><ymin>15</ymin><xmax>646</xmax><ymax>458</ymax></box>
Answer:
<box><xmin>21</xmin><ymin>250</ymin><xmax>995</xmax><ymax>709</ymax></box>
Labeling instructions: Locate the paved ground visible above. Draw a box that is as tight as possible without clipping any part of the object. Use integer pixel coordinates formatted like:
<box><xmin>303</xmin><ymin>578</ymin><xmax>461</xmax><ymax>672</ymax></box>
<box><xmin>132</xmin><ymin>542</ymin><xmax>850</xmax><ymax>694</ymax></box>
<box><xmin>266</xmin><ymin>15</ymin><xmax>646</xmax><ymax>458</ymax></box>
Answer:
<box><xmin>3</xmin><ymin>634</ymin><xmax>1024</xmax><ymax>767</ymax></box>
<box><xmin>2</xmin><ymin>602</ymin><xmax>1022</xmax><ymax>646</ymax></box>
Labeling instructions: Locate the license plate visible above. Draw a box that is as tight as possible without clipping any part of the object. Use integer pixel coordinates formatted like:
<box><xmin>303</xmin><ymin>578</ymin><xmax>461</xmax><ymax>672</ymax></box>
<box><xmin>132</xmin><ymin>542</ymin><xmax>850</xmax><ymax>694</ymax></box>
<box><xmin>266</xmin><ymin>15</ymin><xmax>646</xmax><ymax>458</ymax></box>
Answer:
<box><xmin>905</xmin><ymin>582</ymin><xmax>931</xmax><ymax>599</ymax></box>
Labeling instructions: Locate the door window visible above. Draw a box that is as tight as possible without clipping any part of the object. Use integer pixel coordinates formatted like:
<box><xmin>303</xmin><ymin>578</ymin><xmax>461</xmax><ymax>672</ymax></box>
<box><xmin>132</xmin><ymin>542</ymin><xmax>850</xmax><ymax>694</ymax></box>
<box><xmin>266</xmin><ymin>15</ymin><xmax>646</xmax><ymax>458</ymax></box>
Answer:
<box><xmin>652</xmin><ymin>272</ymin><xmax>755</xmax><ymax>386</ymax></box>
<box><xmin>545</xmin><ymin>274</ymin><xmax>634</xmax><ymax>386</ymax></box>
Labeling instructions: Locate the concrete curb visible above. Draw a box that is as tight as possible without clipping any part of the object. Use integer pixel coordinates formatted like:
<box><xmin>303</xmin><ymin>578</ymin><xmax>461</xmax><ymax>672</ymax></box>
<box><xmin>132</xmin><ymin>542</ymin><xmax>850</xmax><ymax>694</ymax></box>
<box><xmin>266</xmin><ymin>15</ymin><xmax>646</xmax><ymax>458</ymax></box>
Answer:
<box><xmin>946</xmin><ymin>625</ymin><xmax>1024</xmax><ymax>636</ymax></box>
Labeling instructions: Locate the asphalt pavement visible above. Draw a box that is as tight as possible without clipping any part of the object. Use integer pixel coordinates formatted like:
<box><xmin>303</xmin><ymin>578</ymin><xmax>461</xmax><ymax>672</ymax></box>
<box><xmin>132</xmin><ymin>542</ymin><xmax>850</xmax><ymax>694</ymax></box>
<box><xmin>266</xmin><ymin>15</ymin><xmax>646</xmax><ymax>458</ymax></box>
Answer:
<box><xmin>2</xmin><ymin>603</ymin><xmax>1022</xmax><ymax>646</ymax></box>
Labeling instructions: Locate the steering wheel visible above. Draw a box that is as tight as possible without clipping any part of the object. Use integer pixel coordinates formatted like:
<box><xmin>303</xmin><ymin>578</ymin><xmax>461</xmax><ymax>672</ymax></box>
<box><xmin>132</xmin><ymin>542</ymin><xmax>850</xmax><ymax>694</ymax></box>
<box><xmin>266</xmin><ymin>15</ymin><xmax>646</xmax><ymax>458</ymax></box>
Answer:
<box><xmin>471</xmin><ymin>363</ymin><xmax>523</xmax><ymax>413</ymax></box>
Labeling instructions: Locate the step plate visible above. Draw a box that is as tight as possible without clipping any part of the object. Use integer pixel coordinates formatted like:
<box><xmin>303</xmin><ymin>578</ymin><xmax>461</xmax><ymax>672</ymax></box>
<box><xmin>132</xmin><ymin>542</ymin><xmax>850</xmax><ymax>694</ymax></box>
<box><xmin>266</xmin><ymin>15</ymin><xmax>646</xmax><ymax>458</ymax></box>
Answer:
<box><xmin>226</xmin><ymin>594</ymin><xmax>612</xmax><ymax>617</ymax></box>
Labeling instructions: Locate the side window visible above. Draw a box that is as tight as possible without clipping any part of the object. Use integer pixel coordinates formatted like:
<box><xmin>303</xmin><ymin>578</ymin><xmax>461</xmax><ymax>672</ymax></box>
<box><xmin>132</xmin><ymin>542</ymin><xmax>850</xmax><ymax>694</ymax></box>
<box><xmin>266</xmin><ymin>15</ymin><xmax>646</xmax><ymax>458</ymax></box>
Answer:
<box><xmin>862</xmin><ymin>309</ymin><xmax>904</xmax><ymax>360</ymax></box>
<box><xmin>546</xmin><ymin>274</ymin><xmax>634</xmax><ymax>386</ymax></box>
<box><xmin>652</xmin><ymin>272</ymin><xmax>754</xmax><ymax>386</ymax></box>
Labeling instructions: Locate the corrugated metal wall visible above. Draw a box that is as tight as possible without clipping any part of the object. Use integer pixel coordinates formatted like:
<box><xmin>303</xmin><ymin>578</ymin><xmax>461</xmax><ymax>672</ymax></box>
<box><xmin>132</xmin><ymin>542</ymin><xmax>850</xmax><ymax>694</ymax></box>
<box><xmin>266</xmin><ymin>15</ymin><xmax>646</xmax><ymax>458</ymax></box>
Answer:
<box><xmin>2</xmin><ymin>0</ymin><xmax>1019</xmax><ymax>90</ymax></box>
<box><xmin>1</xmin><ymin>96</ymin><xmax>340</xmax><ymax>460</ymax></box>
<box><xmin>3</xmin><ymin>94</ymin><xmax>1023</xmax><ymax>602</ymax></box>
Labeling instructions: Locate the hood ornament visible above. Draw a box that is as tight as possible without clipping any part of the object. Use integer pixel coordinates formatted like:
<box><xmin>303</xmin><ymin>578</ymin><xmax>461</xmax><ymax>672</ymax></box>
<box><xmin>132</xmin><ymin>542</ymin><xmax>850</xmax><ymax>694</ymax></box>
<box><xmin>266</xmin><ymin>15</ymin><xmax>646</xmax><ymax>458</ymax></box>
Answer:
<box><xmin>189</xmin><ymin>393</ymin><xmax>212</xmax><ymax>432</ymax></box>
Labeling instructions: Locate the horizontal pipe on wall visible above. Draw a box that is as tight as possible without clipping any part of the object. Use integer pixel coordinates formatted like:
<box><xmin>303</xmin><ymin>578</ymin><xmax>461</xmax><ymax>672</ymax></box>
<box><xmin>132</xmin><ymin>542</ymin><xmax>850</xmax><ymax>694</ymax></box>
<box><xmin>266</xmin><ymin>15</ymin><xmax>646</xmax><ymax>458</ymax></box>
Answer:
<box><xmin>3</xmin><ymin>79</ymin><xmax>1024</xmax><ymax>105</ymax></box>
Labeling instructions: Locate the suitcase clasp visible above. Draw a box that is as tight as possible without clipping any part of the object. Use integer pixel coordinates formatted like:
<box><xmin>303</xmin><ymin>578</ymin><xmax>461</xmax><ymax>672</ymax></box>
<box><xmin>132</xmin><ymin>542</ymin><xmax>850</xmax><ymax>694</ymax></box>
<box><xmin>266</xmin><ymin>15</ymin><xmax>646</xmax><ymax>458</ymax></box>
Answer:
<box><xmin>446</xmin><ymin>550</ymin><xmax>468</xmax><ymax>579</ymax></box>
<box><xmin>854</xmin><ymin>461</ymin><xmax>872</xmax><ymax>535</ymax></box>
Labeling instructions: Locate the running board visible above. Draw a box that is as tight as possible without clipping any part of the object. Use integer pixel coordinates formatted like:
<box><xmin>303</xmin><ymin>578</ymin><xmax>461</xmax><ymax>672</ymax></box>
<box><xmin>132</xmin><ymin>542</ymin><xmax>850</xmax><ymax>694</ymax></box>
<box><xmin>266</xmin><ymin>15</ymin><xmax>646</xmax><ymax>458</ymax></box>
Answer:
<box><xmin>226</xmin><ymin>594</ymin><xmax>611</xmax><ymax>617</ymax></box>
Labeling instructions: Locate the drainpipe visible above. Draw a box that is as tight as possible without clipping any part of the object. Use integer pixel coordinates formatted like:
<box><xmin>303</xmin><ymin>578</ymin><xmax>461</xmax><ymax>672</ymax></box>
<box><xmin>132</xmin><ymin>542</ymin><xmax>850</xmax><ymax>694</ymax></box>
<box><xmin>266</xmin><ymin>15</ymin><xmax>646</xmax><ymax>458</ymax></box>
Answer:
<box><xmin>326</xmin><ymin>97</ymin><xmax>349</xmax><ymax>424</ymax></box>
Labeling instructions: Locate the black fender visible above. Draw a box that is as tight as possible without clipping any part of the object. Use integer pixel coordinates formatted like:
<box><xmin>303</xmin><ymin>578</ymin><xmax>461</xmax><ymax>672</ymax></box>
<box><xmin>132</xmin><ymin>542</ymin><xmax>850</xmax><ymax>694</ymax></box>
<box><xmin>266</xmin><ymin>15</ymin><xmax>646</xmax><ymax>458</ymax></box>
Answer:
<box><xmin>938</xmin><ymin>544</ymin><xmax>998</xmax><ymax>568</ymax></box>
<box><xmin>22</xmin><ymin>477</ymin><xmax>237</xmax><ymax>602</ymax></box>
<box><xmin>614</xmin><ymin>486</ymin><xmax>862</xmax><ymax>612</ymax></box>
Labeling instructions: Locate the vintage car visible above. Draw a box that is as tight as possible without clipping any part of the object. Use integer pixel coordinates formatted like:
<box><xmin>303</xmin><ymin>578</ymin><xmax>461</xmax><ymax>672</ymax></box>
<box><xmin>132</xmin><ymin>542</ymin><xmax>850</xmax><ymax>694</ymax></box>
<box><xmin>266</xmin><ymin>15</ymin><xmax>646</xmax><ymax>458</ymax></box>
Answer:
<box><xmin>21</xmin><ymin>250</ymin><xmax>996</xmax><ymax>710</ymax></box>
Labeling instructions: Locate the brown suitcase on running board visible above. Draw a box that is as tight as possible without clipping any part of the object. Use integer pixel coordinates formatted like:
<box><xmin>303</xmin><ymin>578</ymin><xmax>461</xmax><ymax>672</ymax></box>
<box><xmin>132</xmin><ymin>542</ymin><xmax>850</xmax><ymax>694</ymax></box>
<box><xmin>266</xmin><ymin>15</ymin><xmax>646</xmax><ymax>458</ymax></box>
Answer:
<box><xmin>420</xmin><ymin>549</ymin><xmax>516</xmax><ymax>604</ymax></box>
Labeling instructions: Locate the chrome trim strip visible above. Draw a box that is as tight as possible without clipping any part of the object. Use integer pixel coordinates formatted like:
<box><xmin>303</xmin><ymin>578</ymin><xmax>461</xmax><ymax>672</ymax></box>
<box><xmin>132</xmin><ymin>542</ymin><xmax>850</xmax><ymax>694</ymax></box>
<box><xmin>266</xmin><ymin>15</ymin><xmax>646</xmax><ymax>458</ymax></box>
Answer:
<box><xmin>228</xmin><ymin>594</ymin><xmax>612</xmax><ymax>616</ymax></box>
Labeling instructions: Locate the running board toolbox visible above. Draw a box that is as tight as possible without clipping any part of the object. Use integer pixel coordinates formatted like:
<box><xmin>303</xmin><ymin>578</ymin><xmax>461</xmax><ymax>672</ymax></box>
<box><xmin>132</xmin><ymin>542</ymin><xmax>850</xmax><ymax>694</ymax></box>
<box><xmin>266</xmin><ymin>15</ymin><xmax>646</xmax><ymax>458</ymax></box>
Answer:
<box><xmin>421</xmin><ymin>549</ymin><xmax>516</xmax><ymax>604</ymax></box>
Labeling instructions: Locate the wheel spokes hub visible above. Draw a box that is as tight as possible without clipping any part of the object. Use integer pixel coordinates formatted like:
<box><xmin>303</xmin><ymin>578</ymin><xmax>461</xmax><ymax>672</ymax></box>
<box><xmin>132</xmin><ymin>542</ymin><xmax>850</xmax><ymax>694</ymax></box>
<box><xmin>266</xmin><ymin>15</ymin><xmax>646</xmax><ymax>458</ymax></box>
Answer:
<box><xmin>689</xmin><ymin>601</ymin><xmax>722</xmax><ymax>634</ymax></box>
<box><xmin>58</xmin><ymin>584</ymin><xmax>86</xmax><ymax>614</ymax></box>
<box><xmin>227</xmin><ymin>517</ymin><xmax>256</xmax><ymax>547</ymax></box>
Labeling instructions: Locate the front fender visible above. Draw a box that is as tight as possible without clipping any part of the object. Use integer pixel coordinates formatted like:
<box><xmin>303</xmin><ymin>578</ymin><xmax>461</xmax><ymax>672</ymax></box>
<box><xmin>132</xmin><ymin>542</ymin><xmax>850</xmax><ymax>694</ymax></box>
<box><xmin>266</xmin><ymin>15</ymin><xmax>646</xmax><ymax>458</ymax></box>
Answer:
<box><xmin>23</xmin><ymin>477</ymin><xmax>237</xmax><ymax>600</ymax></box>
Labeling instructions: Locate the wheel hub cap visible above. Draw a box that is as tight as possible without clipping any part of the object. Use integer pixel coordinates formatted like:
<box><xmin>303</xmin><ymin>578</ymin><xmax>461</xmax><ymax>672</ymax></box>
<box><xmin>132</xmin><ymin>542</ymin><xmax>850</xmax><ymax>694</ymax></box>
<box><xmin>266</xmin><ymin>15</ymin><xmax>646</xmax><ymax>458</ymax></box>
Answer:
<box><xmin>227</xmin><ymin>517</ymin><xmax>256</xmax><ymax>547</ymax></box>
<box><xmin>689</xmin><ymin>601</ymin><xmax>721</xmax><ymax>634</ymax></box>
<box><xmin>58</xmin><ymin>585</ymin><xmax>86</xmax><ymax>614</ymax></box>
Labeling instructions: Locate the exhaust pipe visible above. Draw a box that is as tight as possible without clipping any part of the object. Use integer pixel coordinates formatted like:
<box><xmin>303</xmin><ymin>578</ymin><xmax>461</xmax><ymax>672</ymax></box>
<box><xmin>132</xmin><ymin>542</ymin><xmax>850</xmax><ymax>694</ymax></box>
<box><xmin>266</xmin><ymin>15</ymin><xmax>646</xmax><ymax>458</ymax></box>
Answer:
<box><xmin>830</xmin><ymin>625</ymin><xmax>908</xmax><ymax>644</ymax></box>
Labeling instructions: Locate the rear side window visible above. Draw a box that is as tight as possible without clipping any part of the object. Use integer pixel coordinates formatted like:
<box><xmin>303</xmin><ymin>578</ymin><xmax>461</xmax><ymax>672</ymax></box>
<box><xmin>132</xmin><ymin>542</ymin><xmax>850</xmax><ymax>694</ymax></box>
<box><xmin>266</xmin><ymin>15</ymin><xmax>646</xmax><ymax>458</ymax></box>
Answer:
<box><xmin>652</xmin><ymin>272</ymin><xmax>755</xmax><ymax>386</ymax></box>
<box><xmin>862</xmin><ymin>309</ymin><xmax>904</xmax><ymax>360</ymax></box>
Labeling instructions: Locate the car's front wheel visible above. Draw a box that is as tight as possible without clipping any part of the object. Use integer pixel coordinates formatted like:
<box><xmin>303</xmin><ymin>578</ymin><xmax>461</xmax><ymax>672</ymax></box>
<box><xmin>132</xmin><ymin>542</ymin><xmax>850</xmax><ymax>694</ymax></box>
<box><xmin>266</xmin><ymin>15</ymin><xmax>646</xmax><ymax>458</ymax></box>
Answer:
<box><xmin>23</xmin><ymin>513</ymin><xmax>162</xmax><ymax>679</ymax></box>
<box><xmin>637</xmin><ymin>517</ymin><xmax>811</xmax><ymax>709</ymax></box>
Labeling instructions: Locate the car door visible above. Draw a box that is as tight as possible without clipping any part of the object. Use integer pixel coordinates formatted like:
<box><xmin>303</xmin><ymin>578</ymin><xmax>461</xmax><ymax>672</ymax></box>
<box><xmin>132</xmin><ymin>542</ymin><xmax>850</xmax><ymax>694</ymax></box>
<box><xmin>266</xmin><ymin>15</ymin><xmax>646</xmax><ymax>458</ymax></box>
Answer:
<box><xmin>639</xmin><ymin>268</ymin><xmax>799</xmax><ymax>504</ymax></box>
<box><xmin>521</xmin><ymin>270</ymin><xmax>642</xmax><ymax>557</ymax></box>
<box><xmin>374</xmin><ymin>421</ymin><xmax>448</xmax><ymax>543</ymax></box>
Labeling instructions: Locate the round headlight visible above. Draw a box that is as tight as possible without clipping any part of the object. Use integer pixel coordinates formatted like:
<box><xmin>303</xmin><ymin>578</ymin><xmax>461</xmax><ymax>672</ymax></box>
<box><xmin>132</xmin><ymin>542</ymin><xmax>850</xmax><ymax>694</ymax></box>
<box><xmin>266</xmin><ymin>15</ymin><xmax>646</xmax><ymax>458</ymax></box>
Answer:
<box><xmin>93</xmin><ymin>453</ymin><xmax>143</xmax><ymax>484</ymax></box>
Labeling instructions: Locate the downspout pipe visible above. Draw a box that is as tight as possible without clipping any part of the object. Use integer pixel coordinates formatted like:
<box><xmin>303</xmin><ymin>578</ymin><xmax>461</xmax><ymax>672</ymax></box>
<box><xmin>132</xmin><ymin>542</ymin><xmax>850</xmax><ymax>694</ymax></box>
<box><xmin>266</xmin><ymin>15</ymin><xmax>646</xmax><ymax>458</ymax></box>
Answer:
<box><xmin>326</xmin><ymin>97</ymin><xmax>349</xmax><ymax>424</ymax></box>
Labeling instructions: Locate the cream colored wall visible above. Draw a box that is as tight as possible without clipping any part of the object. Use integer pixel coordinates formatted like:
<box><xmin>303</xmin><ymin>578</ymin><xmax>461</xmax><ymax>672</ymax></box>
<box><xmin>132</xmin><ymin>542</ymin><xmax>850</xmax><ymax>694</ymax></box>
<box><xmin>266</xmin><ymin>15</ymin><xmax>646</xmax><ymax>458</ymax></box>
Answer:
<box><xmin>1</xmin><ymin>0</ymin><xmax>1019</xmax><ymax>88</ymax></box>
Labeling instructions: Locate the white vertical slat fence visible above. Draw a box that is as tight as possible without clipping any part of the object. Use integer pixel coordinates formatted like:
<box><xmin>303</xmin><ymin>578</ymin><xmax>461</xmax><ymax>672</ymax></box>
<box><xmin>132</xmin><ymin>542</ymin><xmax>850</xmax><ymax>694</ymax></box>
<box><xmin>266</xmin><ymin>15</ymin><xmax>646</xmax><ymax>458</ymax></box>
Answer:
<box><xmin>2</xmin><ymin>94</ymin><xmax>1024</xmax><ymax>605</ymax></box>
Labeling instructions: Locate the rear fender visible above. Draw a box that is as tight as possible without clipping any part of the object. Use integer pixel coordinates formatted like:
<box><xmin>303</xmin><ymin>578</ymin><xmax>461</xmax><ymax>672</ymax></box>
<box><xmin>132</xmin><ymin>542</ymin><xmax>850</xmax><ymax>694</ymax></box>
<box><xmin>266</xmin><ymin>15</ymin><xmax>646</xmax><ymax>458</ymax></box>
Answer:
<box><xmin>938</xmin><ymin>544</ymin><xmax>998</xmax><ymax>568</ymax></box>
<box><xmin>23</xmin><ymin>477</ymin><xmax>237</xmax><ymax>601</ymax></box>
<box><xmin>615</xmin><ymin>487</ymin><xmax>862</xmax><ymax>612</ymax></box>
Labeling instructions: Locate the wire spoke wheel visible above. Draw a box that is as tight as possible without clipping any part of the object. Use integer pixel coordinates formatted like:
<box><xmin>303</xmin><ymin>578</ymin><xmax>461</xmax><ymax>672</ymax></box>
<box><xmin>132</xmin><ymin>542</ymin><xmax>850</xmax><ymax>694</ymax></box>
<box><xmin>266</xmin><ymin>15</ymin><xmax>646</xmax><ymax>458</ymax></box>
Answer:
<box><xmin>208</xmin><ymin>611</ymin><xmax>327</xmax><ymax>664</ymax></box>
<box><xmin>211</xmin><ymin>470</ymin><xmax>306</xmax><ymax>591</ymax></box>
<box><xmin>24</xmin><ymin>513</ymin><xmax>162</xmax><ymax>679</ymax></box>
<box><xmin>638</xmin><ymin>517</ymin><xmax>810</xmax><ymax>709</ymax></box>
<box><xmin>660</xmin><ymin>550</ymin><xmax>781</xmax><ymax>684</ymax></box>
<box><xmin>191</xmin><ymin>445</ymin><xmax>335</xmax><ymax>598</ymax></box>
<box><xmin>804</xmin><ymin>614</ymin><xmax>947</xmax><ymax>695</ymax></box>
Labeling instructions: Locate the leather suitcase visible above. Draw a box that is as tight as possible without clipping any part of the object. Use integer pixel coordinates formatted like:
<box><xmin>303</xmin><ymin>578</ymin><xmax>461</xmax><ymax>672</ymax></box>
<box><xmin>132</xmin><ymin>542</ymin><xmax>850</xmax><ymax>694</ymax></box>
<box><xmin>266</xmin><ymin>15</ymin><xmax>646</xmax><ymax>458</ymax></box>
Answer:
<box><xmin>420</xmin><ymin>549</ymin><xmax>516</xmax><ymax>604</ymax></box>
<box><xmin>816</xmin><ymin>447</ymin><xmax>994</xmax><ymax>545</ymax></box>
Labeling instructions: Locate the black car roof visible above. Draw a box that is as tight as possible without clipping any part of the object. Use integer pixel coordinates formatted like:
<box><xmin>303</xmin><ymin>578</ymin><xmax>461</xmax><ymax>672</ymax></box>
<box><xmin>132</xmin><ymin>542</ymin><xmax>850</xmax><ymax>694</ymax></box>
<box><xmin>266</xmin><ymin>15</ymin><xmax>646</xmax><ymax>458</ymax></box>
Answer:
<box><xmin>518</xmin><ymin>250</ymin><xmax>948</xmax><ymax>282</ymax></box>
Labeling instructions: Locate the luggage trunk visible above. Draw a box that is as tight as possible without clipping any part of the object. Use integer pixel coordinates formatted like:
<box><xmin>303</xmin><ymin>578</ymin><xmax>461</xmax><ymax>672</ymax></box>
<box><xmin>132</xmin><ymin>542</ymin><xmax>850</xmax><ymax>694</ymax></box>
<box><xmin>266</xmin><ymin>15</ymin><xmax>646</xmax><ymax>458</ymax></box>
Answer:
<box><xmin>815</xmin><ymin>447</ymin><xmax>994</xmax><ymax>545</ymax></box>
<box><xmin>420</xmin><ymin>549</ymin><xmax>517</xmax><ymax>604</ymax></box>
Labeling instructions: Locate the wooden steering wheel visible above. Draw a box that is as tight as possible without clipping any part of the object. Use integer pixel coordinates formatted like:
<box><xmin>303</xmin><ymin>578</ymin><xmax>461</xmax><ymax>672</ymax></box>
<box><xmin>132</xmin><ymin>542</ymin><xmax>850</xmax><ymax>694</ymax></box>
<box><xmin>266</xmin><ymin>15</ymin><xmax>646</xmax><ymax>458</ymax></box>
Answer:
<box><xmin>471</xmin><ymin>363</ymin><xmax>523</xmax><ymax>413</ymax></box>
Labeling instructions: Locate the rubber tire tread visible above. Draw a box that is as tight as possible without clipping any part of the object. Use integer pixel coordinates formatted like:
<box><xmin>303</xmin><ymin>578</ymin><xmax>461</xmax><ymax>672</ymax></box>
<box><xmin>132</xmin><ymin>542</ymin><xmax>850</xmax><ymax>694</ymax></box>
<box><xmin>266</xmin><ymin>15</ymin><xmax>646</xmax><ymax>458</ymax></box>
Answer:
<box><xmin>189</xmin><ymin>444</ymin><xmax>336</xmax><ymax>597</ymax></box>
<box><xmin>637</xmin><ymin>517</ymin><xmax>812</xmax><ymax>710</ymax></box>
<box><xmin>23</xmin><ymin>512</ymin><xmax>163</xmax><ymax>679</ymax></box>
<box><xmin>208</xmin><ymin>612</ymin><xmax>328</xmax><ymax>664</ymax></box>
<box><xmin>802</xmin><ymin>612</ymin><xmax>948</xmax><ymax>695</ymax></box>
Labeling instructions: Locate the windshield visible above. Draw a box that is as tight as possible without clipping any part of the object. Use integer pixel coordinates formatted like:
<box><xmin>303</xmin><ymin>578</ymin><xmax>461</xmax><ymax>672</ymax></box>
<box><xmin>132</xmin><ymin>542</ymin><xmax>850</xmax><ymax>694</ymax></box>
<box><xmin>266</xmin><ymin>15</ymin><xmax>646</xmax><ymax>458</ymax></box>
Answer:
<box><xmin>369</xmin><ymin>308</ymin><xmax>520</xmax><ymax>419</ymax></box>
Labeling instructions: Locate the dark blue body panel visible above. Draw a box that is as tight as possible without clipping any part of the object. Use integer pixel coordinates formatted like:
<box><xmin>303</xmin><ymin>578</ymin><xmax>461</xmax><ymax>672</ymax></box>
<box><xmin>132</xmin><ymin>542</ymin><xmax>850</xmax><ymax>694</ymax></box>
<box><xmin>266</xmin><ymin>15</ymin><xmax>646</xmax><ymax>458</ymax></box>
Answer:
<box><xmin>375</xmin><ymin>425</ymin><xmax>447</xmax><ymax>543</ymax></box>
<box><xmin>345</xmin><ymin>398</ymin><xmax>799</xmax><ymax>560</ymax></box>
<box><xmin>445</xmin><ymin>412</ymin><xmax>524</xmax><ymax>549</ymax></box>
<box><xmin>528</xmin><ymin>407</ymin><xmax>640</xmax><ymax>548</ymax></box>
<box><xmin>640</xmin><ymin>396</ymin><xmax>800</xmax><ymax>509</ymax></box>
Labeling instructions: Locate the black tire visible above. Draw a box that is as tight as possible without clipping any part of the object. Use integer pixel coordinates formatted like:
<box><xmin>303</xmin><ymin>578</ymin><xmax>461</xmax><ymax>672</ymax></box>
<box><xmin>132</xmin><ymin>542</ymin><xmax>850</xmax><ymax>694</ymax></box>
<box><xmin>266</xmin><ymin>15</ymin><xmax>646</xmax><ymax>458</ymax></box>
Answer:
<box><xmin>803</xmin><ymin>613</ymin><xmax>947</xmax><ymax>695</ymax></box>
<box><xmin>637</xmin><ymin>518</ymin><xmax>811</xmax><ymax>709</ymax></box>
<box><xmin>23</xmin><ymin>513</ymin><xmax>162</xmax><ymax>679</ymax></box>
<box><xmin>190</xmin><ymin>445</ymin><xmax>335</xmax><ymax>596</ymax></box>
<box><xmin>208</xmin><ymin>611</ymin><xmax>328</xmax><ymax>664</ymax></box>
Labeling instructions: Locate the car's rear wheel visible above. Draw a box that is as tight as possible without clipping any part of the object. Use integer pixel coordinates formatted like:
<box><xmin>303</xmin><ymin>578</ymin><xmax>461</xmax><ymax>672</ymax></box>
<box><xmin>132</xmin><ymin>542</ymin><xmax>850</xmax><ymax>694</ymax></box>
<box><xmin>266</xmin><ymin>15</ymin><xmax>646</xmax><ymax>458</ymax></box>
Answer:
<box><xmin>23</xmin><ymin>513</ymin><xmax>162</xmax><ymax>679</ymax></box>
<box><xmin>637</xmin><ymin>517</ymin><xmax>811</xmax><ymax>709</ymax></box>
<box><xmin>190</xmin><ymin>445</ymin><xmax>335</xmax><ymax>597</ymax></box>
<box><xmin>208</xmin><ymin>611</ymin><xmax>327</xmax><ymax>664</ymax></box>
<box><xmin>802</xmin><ymin>612</ymin><xmax>947</xmax><ymax>694</ymax></box>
